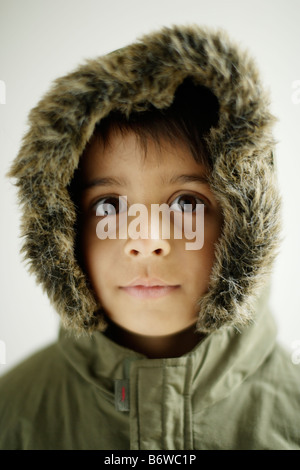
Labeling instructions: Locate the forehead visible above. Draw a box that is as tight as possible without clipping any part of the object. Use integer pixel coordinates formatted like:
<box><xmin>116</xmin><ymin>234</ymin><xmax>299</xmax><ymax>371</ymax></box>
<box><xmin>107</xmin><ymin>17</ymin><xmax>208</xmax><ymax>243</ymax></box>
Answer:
<box><xmin>80</xmin><ymin>128</ymin><xmax>209</xmax><ymax>183</ymax></box>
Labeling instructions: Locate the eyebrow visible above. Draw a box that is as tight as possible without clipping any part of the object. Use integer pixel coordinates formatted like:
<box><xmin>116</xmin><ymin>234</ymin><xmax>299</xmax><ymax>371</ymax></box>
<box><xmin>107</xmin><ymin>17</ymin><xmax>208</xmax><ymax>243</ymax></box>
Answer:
<box><xmin>82</xmin><ymin>173</ymin><xmax>210</xmax><ymax>190</ymax></box>
<box><xmin>168</xmin><ymin>174</ymin><xmax>210</xmax><ymax>185</ymax></box>
<box><xmin>82</xmin><ymin>176</ymin><xmax>127</xmax><ymax>190</ymax></box>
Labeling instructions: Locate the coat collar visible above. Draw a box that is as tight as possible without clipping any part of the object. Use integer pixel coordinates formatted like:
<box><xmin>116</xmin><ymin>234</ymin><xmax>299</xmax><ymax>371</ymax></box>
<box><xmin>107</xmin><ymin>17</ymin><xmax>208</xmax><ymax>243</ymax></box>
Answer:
<box><xmin>57</xmin><ymin>284</ymin><xmax>277</xmax><ymax>410</ymax></box>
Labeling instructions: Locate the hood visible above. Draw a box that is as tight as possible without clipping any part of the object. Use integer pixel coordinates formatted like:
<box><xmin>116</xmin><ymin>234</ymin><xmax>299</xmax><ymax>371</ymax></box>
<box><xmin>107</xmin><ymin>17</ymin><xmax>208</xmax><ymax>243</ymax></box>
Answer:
<box><xmin>8</xmin><ymin>24</ymin><xmax>281</xmax><ymax>335</ymax></box>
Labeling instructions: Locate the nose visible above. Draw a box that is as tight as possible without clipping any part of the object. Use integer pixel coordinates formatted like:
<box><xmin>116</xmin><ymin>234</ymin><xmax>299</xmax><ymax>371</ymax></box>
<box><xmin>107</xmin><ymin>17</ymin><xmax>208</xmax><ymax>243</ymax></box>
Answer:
<box><xmin>123</xmin><ymin>202</ymin><xmax>172</xmax><ymax>258</ymax></box>
<box><xmin>124</xmin><ymin>238</ymin><xmax>171</xmax><ymax>257</ymax></box>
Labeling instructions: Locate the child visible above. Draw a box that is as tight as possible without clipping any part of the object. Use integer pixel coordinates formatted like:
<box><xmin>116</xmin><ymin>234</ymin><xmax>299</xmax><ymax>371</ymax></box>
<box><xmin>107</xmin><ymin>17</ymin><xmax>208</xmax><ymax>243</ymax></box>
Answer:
<box><xmin>1</xmin><ymin>24</ymin><xmax>299</xmax><ymax>450</ymax></box>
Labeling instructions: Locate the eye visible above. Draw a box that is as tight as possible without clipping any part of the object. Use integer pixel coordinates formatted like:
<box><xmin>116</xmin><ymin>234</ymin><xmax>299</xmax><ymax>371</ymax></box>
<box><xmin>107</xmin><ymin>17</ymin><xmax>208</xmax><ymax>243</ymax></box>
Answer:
<box><xmin>169</xmin><ymin>194</ymin><xmax>205</xmax><ymax>213</ymax></box>
<box><xmin>94</xmin><ymin>196</ymin><xmax>127</xmax><ymax>216</ymax></box>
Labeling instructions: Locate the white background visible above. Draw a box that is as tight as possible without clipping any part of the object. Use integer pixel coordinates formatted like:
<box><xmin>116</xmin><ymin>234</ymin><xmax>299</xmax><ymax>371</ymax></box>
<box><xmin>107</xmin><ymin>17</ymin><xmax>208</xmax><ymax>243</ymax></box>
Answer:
<box><xmin>0</xmin><ymin>0</ymin><xmax>300</xmax><ymax>375</ymax></box>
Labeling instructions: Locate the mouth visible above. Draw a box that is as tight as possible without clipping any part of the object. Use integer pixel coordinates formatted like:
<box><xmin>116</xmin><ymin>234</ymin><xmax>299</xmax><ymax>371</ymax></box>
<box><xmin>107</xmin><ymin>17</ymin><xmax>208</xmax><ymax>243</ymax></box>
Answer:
<box><xmin>120</xmin><ymin>278</ymin><xmax>180</xmax><ymax>299</ymax></box>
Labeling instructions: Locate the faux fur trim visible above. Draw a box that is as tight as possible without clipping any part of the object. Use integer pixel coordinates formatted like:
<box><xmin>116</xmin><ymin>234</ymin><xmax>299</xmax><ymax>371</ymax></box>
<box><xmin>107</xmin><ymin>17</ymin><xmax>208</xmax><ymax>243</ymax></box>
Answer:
<box><xmin>8</xmin><ymin>24</ymin><xmax>281</xmax><ymax>335</ymax></box>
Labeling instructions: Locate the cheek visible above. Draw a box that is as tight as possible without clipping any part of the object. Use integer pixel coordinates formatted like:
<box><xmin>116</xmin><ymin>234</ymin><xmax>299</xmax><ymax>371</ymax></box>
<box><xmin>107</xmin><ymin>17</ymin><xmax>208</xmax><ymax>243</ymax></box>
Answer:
<box><xmin>80</xmin><ymin>219</ymin><xmax>110</xmax><ymax>288</ymax></box>
<box><xmin>202</xmin><ymin>209</ymin><xmax>223</xmax><ymax>261</ymax></box>
<box><xmin>179</xmin><ymin>217</ymin><xmax>221</xmax><ymax>295</ymax></box>
<box><xmin>183</xmin><ymin>249</ymin><xmax>214</xmax><ymax>289</ymax></box>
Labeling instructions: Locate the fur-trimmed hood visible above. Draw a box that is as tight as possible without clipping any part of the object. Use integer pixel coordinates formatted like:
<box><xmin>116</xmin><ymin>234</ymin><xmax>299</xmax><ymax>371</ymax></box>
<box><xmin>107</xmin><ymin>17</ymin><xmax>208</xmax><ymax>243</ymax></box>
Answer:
<box><xmin>8</xmin><ymin>24</ymin><xmax>281</xmax><ymax>335</ymax></box>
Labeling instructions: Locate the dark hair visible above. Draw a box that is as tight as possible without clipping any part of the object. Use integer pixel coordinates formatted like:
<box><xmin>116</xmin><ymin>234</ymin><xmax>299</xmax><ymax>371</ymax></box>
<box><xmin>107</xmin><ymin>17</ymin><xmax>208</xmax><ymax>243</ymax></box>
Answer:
<box><xmin>69</xmin><ymin>77</ymin><xmax>219</xmax><ymax>202</ymax></box>
<box><xmin>90</xmin><ymin>77</ymin><xmax>219</xmax><ymax>168</ymax></box>
<box><xmin>68</xmin><ymin>78</ymin><xmax>219</xmax><ymax>270</ymax></box>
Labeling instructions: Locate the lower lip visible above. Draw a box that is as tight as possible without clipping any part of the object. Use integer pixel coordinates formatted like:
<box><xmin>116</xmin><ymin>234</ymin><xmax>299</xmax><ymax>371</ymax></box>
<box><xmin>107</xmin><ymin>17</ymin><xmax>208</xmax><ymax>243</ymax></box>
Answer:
<box><xmin>121</xmin><ymin>285</ymin><xmax>179</xmax><ymax>299</ymax></box>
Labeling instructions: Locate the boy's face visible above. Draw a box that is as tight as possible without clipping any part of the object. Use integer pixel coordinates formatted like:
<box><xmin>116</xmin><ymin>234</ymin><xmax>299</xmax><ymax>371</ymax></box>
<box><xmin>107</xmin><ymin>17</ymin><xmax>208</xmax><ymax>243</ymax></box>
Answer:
<box><xmin>79</xmin><ymin>129</ymin><xmax>223</xmax><ymax>336</ymax></box>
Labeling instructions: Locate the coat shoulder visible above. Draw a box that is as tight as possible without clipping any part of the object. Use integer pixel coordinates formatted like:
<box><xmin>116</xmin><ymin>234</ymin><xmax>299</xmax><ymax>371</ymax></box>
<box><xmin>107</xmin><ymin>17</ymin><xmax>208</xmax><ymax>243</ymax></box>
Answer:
<box><xmin>0</xmin><ymin>343</ymin><xmax>69</xmax><ymax>449</ymax></box>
